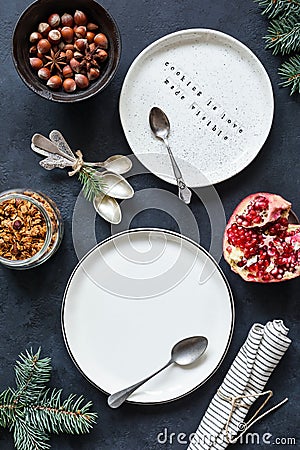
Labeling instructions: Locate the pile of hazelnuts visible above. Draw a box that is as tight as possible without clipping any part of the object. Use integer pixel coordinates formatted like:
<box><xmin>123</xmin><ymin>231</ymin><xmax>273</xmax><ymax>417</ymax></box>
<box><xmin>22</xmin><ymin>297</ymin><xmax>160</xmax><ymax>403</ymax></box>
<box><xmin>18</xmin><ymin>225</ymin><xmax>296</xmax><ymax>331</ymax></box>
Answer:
<box><xmin>29</xmin><ymin>10</ymin><xmax>109</xmax><ymax>93</ymax></box>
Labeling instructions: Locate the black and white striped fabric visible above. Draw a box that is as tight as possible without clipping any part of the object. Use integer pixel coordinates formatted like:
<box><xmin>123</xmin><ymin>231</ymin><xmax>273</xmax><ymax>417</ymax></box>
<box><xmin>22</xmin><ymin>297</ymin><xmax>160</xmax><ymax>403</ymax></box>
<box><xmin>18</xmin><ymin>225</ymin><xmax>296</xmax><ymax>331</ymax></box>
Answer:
<box><xmin>188</xmin><ymin>320</ymin><xmax>291</xmax><ymax>450</ymax></box>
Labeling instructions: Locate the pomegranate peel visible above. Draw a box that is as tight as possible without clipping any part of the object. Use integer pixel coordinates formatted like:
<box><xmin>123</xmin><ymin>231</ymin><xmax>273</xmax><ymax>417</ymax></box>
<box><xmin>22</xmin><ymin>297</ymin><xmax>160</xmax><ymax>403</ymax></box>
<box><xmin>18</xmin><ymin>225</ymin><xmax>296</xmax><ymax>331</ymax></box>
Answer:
<box><xmin>223</xmin><ymin>193</ymin><xmax>300</xmax><ymax>282</ymax></box>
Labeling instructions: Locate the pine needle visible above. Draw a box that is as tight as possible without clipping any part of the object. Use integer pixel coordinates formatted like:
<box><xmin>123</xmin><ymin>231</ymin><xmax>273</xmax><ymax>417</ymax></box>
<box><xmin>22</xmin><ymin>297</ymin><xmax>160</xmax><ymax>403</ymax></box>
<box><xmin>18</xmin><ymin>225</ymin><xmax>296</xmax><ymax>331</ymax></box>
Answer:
<box><xmin>78</xmin><ymin>167</ymin><xmax>106</xmax><ymax>202</ymax></box>
<box><xmin>279</xmin><ymin>54</ymin><xmax>300</xmax><ymax>93</ymax></box>
<box><xmin>265</xmin><ymin>14</ymin><xmax>300</xmax><ymax>54</ymax></box>
<box><xmin>0</xmin><ymin>348</ymin><xmax>98</xmax><ymax>450</ymax></box>
<box><xmin>15</xmin><ymin>348</ymin><xmax>51</xmax><ymax>403</ymax></box>
<box><xmin>255</xmin><ymin>0</ymin><xmax>300</xmax><ymax>19</ymax></box>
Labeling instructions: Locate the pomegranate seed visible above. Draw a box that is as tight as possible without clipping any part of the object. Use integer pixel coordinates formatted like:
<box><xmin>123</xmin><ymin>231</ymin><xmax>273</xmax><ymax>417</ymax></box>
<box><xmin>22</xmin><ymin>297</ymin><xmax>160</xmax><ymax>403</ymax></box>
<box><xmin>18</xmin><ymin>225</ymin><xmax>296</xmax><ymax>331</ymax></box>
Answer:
<box><xmin>262</xmin><ymin>274</ymin><xmax>271</xmax><ymax>281</ymax></box>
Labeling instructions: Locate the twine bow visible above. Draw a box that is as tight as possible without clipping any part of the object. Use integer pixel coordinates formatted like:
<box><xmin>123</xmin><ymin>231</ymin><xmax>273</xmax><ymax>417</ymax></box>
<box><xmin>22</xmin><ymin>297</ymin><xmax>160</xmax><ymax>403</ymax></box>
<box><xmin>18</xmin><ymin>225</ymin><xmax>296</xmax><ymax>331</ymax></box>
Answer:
<box><xmin>68</xmin><ymin>150</ymin><xmax>84</xmax><ymax>177</ymax></box>
<box><xmin>217</xmin><ymin>389</ymin><xmax>288</xmax><ymax>444</ymax></box>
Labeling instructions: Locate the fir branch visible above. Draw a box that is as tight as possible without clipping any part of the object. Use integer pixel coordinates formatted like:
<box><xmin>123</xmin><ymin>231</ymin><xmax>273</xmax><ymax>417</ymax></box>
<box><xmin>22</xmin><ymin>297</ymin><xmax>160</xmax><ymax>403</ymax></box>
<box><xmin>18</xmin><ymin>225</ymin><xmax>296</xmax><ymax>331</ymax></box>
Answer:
<box><xmin>27</xmin><ymin>389</ymin><xmax>97</xmax><ymax>435</ymax></box>
<box><xmin>0</xmin><ymin>348</ymin><xmax>97</xmax><ymax>450</ymax></box>
<box><xmin>279</xmin><ymin>54</ymin><xmax>300</xmax><ymax>93</ymax></box>
<box><xmin>265</xmin><ymin>14</ymin><xmax>300</xmax><ymax>54</ymax></box>
<box><xmin>13</xmin><ymin>419</ymin><xmax>50</xmax><ymax>450</ymax></box>
<box><xmin>255</xmin><ymin>0</ymin><xmax>300</xmax><ymax>19</ymax></box>
<box><xmin>78</xmin><ymin>167</ymin><xmax>106</xmax><ymax>202</ymax></box>
<box><xmin>0</xmin><ymin>388</ymin><xmax>18</xmax><ymax>428</ymax></box>
<box><xmin>15</xmin><ymin>348</ymin><xmax>51</xmax><ymax>404</ymax></box>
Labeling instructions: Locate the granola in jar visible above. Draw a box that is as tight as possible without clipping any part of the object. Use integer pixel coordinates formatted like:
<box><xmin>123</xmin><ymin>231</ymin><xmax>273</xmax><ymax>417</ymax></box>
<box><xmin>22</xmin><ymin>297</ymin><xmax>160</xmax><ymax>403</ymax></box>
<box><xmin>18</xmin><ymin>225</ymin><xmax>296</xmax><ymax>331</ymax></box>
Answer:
<box><xmin>0</xmin><ymin>190</ymin><xmax>63</xmax><ymax>269</ymax></box>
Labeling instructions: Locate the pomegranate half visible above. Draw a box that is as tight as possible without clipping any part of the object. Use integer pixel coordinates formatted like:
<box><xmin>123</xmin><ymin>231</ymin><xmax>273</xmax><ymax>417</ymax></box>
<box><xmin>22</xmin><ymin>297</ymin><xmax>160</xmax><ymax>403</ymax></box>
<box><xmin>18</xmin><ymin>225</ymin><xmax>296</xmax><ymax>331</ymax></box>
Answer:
<box><xmin>223</xmin><ymin>193</ymin><xmax>300</xmax><ymax>282</ymax></box>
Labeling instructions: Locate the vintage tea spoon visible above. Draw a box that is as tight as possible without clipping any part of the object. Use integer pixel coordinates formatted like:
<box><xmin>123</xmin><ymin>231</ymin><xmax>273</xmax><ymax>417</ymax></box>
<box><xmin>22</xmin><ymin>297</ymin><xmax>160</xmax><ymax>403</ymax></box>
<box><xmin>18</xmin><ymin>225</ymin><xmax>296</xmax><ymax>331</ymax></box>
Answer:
<box><xmin>107</xmin><ymin>335</ymin><xmax>208</xmax><ymax>408</ymax></box>
<box><xmin>149</xmin><ymin>107</ymin><xmax>192</xmax><ymax>204</ymax></box>
<box><xmin>32</xmin><ymin>134</ymin><xmax>132</xmax><ymax>174</ymax></box>
<box><xmin>93</xmin><ymin>193</ymin><xmax>122</xmax><ymax>225</ymax></box>
<box><xmin>85</xmin><ymin>155</ymin><xmax>132</xmax><ymax>175</ymax></box>
<box><xmin>101</xmin><ymin>171</ymin><xmax>134</xmax><ymax>200</ymax></box>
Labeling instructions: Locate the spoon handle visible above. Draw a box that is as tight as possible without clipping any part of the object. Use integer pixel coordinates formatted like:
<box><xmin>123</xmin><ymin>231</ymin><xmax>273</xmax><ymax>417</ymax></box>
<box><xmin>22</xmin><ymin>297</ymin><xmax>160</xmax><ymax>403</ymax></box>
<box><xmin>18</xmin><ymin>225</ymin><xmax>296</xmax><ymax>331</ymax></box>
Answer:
<box><xmin>32</xmin><ymin>134</ymin><xmax>75</xmax><ymax>162</ymax></box>
<box><xmin>107</xmin><ymin>359</ymin><xmax>173</xmax><ymax>408</ymax></box>
<box><xmin>163</xmin><ymin>139</ymin><xmax>192</xmax><ymax>204</ymax></box>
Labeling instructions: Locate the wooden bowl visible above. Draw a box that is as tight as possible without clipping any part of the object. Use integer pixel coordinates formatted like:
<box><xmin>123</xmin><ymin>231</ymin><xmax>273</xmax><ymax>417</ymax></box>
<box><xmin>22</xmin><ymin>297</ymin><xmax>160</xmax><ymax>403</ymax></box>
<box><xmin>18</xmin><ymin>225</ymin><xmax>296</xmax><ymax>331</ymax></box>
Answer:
<box><xmin>13</xmin><ymin>0</ymin><xmax>121</xmax><ymax>103</ymax></box>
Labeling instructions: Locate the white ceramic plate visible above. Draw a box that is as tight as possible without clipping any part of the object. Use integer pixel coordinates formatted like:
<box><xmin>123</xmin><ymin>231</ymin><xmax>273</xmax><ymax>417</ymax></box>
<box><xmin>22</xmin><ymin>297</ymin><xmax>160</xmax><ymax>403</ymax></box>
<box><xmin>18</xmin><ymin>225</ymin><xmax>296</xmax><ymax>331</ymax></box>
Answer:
<box><xmin>119</xmin><ymin>29</ymin><xmax>274</xmax><ymax>187</ymax></box>
<box><xmin>62</xmin><ymin>229</ymin><xmax>234</xmax><ymax>404</ymax></box>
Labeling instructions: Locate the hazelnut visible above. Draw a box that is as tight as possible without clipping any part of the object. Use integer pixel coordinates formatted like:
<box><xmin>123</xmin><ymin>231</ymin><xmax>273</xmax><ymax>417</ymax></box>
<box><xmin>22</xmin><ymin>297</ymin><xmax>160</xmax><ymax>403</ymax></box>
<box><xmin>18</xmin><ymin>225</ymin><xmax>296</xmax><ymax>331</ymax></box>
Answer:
<box><xmin>38</xmin><ymin>22</ymin><xmax>51</xmax><ymax>36</ymax></box>
<box><xmin>36</xmin><ymin>51</ymin><xmax>44</xmax><ymax>59</ymax></box>
<box><xmin>29</xmin><ymin>31</ymin><xmax>42</xmax><ymax>43</ymax></box>
<box><xmin>74</xmin><ymin>10</ymin><xmax>87</xmax><ymax>26</ymax></box>
<box><xmin>95</xmin><ymin>49</ymin><xmax>108</xmax><ymax>62</ymax></box>
<box><xmin>38</xmin><ymin>67</ymin><xmax>51</xmax><ymax>80</ymax></box>
<box><xmin>74</xmin><ymin>38</ymin><xmax>87</xmax><ymax>52</ymax></box>
<box><xmin>87</xmin><ymin>67</ymin><xmax>100</xmax><ymax>81</ymax></box>
<box><xmin>75</xmin><ymin>26</ymin><xmax>86</xmax><ymax>38</ymax></box>
<box><xmin>86</xmin><ymin>31</ymin><xmax>95</xmax><ymax>44</ymax></box>
<box><xmin>61</xmin><ymin>27</ymin><xmax>74</xmax><ymax>43</ymax></box>
<box><xmin>94</xmin><ymin>33</ymin><xmax>108</xmax><ymax>49</ymax></box>
<box><xmin>30</xmin><ymin>57</ymin><xmax>44</xmax><ymax>70</ymax></box>
<box><xmin>61</xmin><ymin>13</ymin><xmax>74</xmax><ymax>27</ymax></box>
<box><xmin>47</xmin><ymin>75</ymin><xmax>62</xmax><ymax>90</ymax></box>
<box><xmin>63</xmin><ymin>78</ymin><xmax>77</xmax><ymax>93</ymax></box>
<box><xmin>37</xmin><ymin>39</ymin><xmax>51</xmax><ymax>54</ymax></box>
<box><xmin>48</xmin><ymin>13</ymin><xmax>60</xmax><ymax>28</ymax></box>
<box><xmin>48</xmin><ymin>29</ymin><xmax>61</xmax><ymax>45</ymax></box>
<box><xmin>65</xmin><ymin>49</ymin><xmax>74</xmax><ymax>61</ymax></box>
<box><xmin>29</xmin><ymin>45</ymin><xmax>37</xmax><ymax>55</ymax></box>
<box><xmin>87</xmin><ymin>23</ymin><xmax>99</xmax><ymax>31</ymax></box>
<box><xmin>75</xmin><ymin>73</ymin><xmax>89</xmax><ymax>89</ymax></box>
<box><xmin>64</xmin><ymin>44</ymin><xmax>74</xmax><ymax>51</ymax></box>
<box><xmin>69</xmin><ymin>58</ymin><xmax>81</xmax><ymax>73</ymax></box>
<box><xmin>89</xmin><ymin>43</ymin><xmax>96</xmax><ymax>52</ymax></box>
<box><xmin>63</xmin><ymin>65</ymin><xmax>73</xmax><ymax>78</ymax></box>
<box><xmin>58</xmin><ymin>41</ymin><xmax>65</xmax><ymax>50</ymax></box>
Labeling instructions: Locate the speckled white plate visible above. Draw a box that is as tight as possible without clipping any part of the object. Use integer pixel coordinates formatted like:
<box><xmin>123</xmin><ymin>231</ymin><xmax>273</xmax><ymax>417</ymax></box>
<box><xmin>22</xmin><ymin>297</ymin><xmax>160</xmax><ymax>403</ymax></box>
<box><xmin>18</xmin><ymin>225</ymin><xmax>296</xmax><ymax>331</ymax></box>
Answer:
<box><xmin>119</xmin><ymin>29</ymin><xmax>274</xmax><ymax>187</ymax></box>
<box><xmin>62</xmin><ymin>229</ymin><xmax>234</xmax><ymax>404</ymax></box>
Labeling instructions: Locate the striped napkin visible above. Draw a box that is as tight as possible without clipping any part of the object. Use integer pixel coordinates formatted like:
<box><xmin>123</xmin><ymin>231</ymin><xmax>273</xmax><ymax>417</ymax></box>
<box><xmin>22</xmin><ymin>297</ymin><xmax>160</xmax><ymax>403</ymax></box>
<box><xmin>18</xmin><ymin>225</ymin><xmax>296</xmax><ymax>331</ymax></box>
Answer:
<box><xmin>188</xmin><ymin>320</ymin><xmax>291</xmax><ymax>450</ymax></box>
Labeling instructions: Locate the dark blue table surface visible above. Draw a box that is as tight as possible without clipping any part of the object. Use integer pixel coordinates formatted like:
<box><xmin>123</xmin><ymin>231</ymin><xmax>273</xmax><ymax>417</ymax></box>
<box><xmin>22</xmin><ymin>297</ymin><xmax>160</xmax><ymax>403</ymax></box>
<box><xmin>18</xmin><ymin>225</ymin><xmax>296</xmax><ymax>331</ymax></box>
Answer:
<box><xmin>0</xmin><ymin>1</ymin><xmax>299</xmax><ymax>449</ymax></box>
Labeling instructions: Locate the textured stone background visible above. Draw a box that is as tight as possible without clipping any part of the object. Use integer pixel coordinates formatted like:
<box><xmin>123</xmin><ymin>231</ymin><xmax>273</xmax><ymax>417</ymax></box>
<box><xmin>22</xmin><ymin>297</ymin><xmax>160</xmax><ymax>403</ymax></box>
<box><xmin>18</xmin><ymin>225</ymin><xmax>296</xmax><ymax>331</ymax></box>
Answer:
<box><xmin>0</xmin><ymin>0</ymin><xmax>299</xmax><ymax>449</ymax></box>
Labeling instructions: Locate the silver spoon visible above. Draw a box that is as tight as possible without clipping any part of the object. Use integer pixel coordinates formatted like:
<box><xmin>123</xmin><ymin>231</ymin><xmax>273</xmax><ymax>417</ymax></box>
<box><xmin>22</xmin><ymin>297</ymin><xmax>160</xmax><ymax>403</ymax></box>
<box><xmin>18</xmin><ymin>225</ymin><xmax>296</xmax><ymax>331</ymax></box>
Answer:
<box><xmin>32</xmin><ymin>134</ymin><xmax>75</xmax><ymax>162</ymax></box>
<box><xmin>107</xmin><ymin>335</ymin><xmax>208</xmax><ymax>408</ymax></box>
<box><xmin>85</xmin><ymin>155</ymin><xmax>132</xmax><ymax>174</ymax></box>
<box><xmin>101</xmin><ymin>171</ymin><xmax>134</xmax><ymax>199</ymax></box>
<box><xmin>149</xmin><ymin>107</ymin><xmax>192</xmax><ymax>204</ymax></box>
<box><xmin>33</xmin><ymin>134</ymin><xmax>132</xmax><ymax>175</ymax></box>
<box><xmin>93</xmin><ymin>192</ymin><xmax>122</xmax><ymax>224</ymax></box>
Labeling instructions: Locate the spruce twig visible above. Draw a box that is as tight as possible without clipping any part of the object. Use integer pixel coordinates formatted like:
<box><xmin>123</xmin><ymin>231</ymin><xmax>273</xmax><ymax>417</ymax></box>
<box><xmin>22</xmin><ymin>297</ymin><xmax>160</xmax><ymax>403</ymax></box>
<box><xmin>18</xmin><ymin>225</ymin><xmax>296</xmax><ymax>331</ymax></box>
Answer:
<box><xmin>255</xmin><ymin>0</ymin><xmax>300</xmax><ymax>19</ymax></box>
<box><xmin>15</xmin><ymin>348</ymin><xmax>51</xmax><ymax>403</ymax></box>
<box><xmin>279</xmin><ymin>54</ymin><xmax>300</xmax><ymax>93</ymax></box>
<box><xmin>78</xmin><ymin>166</ymin><xmax>106</xmax><ymax>202</ymax></box>
<box><xmin>0</xmin><ymin>349</ymin><xmax>97</xmax><ymax>450</ymax></box>
<box><xmin>265</xmin><ymin>14</ymin><xmax>300</xmax><ymax>54</ymax></box>
<box><xmin>27</xmin><ymin>389</ymin><xmax>97</xmax><ymax>435</ymax></box>
<box><xmin>255</xmin><ymin>0</ymin><xmax>300</xmax><ymax>94</ymax></box>
<box><xmin>13</xmin><ymin>420</ymin><xmax>50</xmax><ymax>450</ymax></box>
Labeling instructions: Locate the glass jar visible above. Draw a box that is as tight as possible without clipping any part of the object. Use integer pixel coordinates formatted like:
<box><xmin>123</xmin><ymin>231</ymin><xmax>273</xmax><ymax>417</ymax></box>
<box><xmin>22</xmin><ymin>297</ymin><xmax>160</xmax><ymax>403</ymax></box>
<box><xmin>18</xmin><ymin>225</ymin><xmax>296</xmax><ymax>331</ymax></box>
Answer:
<box><xmin>0</xmin><ymin>189</ymin><xmax>63</xmax><ymax>269</ymax></box>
